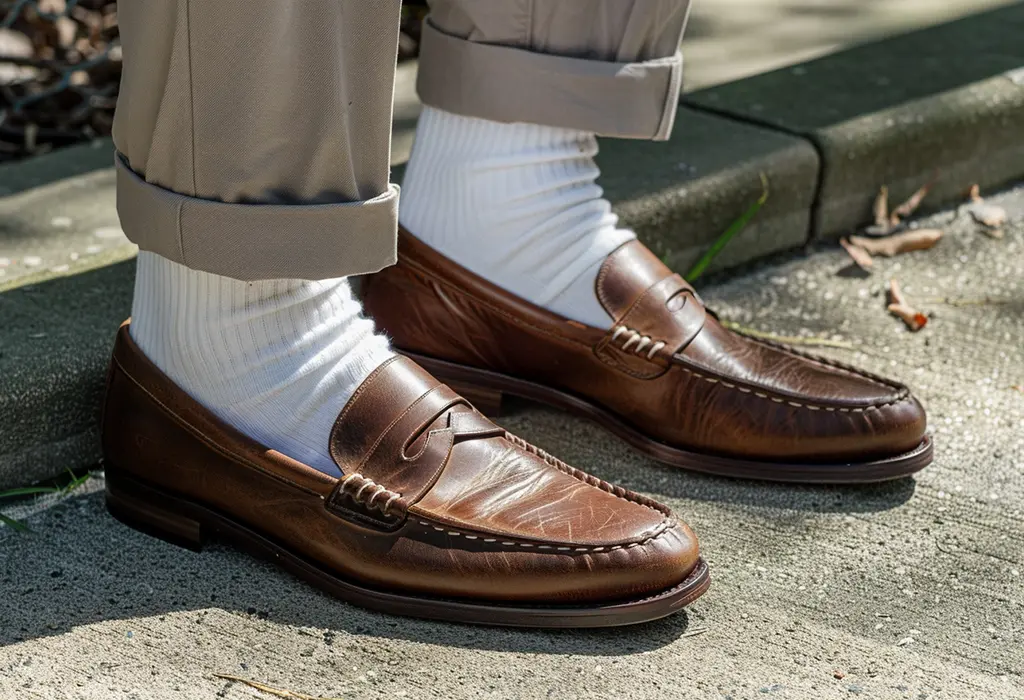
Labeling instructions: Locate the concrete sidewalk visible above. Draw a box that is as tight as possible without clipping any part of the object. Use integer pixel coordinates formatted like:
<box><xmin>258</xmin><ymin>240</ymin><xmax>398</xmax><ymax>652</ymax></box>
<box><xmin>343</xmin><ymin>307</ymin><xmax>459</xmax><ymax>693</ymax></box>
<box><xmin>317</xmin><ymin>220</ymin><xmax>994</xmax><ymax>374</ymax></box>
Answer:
<box><xmin>2</xmin><ymin>187</ymin><xmax>1022</xmax><ymax>699</ymax></box>
<box><xmin>1</xmin><ymin>5</ymin><xmax>1023</xmax><ymax>696</ymax></box>
<box><xmin>681</xmin><ymin>0</ymin><xmax>1020</xmax><ymax>91</ymax></box>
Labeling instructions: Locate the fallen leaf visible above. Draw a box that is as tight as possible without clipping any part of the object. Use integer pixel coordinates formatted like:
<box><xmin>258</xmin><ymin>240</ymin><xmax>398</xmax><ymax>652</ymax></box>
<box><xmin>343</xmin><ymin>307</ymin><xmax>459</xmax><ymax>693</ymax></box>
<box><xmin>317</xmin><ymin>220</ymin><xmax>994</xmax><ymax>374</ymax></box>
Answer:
<box><xmin>888</xmin><ymin>304</ymin><xmax>928</xmax><ymax>331</ymax></box>
<box><xmin>890</xmin><ymin>181</ymin><xmax>932</xmax><ymax>224</ymax></box>
<box><xmin>874</xmin><ymin>186</ymin><xmax>889</xmax><ymax>228</ymax></box>
<box><xmin>213</xmin><ymin>674</ymin><xmax>335</xmax><ymax>700</ymax></box>
<box><xmin>887</xmin><ymin>279</ymin><xmax>928</xmax><ymax>332</ymax></box>
<box><xmin>888</xmin><ymin>278</ymin><xmax>908</xmax><ymax>307</ymax></box>
<box><xmin>971</xmin><ymin>204</ymin><xmax>1007</xmax><ymax>229</ymax></box>
<box><xmin>968</xmin><ymin>184</ymin><xmax>1008</xmax><ymax>229</ymax></box>
<box><xmin>840</xmin><ymin>238</ymin><xmax>874</xmax><ymax>270</ymax></box>
<box><xmin>848</xmin><ymin>229</ymin><xmax>942</xmax><ymax>257</ymax></box>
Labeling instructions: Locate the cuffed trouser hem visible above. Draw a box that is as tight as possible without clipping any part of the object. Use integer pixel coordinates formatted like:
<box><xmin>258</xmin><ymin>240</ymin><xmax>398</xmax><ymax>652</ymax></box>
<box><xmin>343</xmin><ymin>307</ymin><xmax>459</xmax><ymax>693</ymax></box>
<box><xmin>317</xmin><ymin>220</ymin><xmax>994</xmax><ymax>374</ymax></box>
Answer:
<box><xmin>415</xmin><ymin>19</ymin><xmax>682</xmax><ymax>141</ymax></box>
<box><xmin>115</xmin><ymin>154</ymin><xmax>399</xmax><ymax>281</ymax></box>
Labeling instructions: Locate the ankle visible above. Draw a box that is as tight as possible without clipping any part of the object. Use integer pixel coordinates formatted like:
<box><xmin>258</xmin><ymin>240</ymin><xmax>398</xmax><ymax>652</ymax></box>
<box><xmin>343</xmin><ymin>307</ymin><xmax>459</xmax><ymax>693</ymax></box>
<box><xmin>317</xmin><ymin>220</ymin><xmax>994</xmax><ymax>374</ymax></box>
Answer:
<box><xmin>130</xmin><ymin>252</ymin><xmax>393</xmax><ymax>474</ymax></box>
<box><xmin>400</xmin><ymin>107</ymin><xmax>632</xmax><ymax>329</ymax></box>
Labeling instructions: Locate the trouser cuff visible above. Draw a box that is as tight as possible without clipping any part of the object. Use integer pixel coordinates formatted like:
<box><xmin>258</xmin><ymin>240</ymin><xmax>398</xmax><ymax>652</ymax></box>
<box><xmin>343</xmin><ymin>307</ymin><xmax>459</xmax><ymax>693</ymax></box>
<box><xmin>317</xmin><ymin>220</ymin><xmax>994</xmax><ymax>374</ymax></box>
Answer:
<box><xmin>416</xmin><ymin>19</ymin><xmax>682</xmax><ymax>141</ymax></box>
<box><xmin>115</xmin><ymin>154</ymin><xmax>398</xmax><ymax>281</ymax></box>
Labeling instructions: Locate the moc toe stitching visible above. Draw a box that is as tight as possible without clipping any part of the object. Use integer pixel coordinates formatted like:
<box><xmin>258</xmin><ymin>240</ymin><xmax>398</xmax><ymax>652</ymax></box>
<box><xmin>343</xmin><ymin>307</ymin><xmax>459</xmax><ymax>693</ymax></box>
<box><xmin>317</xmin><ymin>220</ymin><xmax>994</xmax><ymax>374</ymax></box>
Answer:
<box><xmin>502</xmin><ymin>431</ymin><xmax>671</xmax><ymax>517</ymax></box>
<box><xmin>410</xmin><ymin>515</ymin><xmax>677</xmax><ymax>553</ymax></box>
<box><xmin>674</xmin><ymin>361</ymin><xmax>913</xmax><ymax>413</ymax></box>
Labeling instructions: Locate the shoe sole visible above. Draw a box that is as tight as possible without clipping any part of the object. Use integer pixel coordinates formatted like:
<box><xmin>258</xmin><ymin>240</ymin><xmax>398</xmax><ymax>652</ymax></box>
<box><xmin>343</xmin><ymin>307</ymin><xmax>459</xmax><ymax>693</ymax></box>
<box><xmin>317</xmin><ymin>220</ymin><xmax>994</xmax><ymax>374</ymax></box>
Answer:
<box><xmin>104</xmin><ymin>468</ymin><xmax>710</xmax><ymax>628</ymax></box>
<box><xmin>404</xmin><ymin>351</ymin><xmax>934</xmax><ymax>484</ymax></box>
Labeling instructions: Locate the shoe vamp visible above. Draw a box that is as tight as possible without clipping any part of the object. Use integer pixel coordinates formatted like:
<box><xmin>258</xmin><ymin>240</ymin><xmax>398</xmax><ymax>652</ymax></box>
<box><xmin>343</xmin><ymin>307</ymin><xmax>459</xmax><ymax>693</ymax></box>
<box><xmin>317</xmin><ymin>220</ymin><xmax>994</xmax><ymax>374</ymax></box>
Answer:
<box><xmin>679</xmin><ymin>319</ymin><xmax>900</xmax><ymax>405</ymax></box>
<box><xmin>411</xmin><ymin>436</ymin><xmax>668</xmax><ymax>547</ymax></box>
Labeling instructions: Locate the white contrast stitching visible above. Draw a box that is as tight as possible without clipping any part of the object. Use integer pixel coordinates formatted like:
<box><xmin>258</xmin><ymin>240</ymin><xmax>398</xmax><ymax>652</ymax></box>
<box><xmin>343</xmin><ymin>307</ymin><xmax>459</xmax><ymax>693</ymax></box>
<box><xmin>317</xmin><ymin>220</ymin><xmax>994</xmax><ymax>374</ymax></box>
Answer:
<box><xmin>676</xmin><ymin>365</ymin><xmax>911</xmax><ymax>413</ymax></box>
<box><xmin>415</xmin><ymin>517</ymin><xmax>675</xmax><ymax>553</ymax></box>
<box><xmin>612</xmin><ymin>325</ymin><xmax>666</xmax><ymax>359</ymax></box>
<box><xmin>337</xmin><ymin>473</ymin><xmax>402</xmax><ymax>516</ymax></box>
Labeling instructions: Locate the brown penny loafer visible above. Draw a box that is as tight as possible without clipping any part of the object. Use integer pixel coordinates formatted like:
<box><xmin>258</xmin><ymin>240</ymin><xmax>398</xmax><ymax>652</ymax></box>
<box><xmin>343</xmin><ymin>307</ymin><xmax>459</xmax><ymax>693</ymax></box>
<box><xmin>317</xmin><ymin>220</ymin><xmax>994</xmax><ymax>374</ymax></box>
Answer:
<box><xmin>101</xmin><ymin>322</ymin><xmax>708</xmax><ymax>627</ymax></box>
<box><xmin>363</xmin><ymin>230</ymin><xmax>932</xmax><ymax>484</ymax></box>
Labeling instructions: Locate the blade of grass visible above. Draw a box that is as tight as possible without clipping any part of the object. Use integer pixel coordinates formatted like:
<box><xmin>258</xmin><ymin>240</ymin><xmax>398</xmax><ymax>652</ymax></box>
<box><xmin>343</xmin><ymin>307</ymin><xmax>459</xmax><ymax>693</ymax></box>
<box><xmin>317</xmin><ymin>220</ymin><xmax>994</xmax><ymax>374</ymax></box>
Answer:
<box><xmin>0</xmin><ymin>486</ymin><xmax>60</xmax><ymax>499</ymax></box>
<box><xmin>0</xmin><ymin>469</ymin><xmax>93</xmax><ymax>502</ymax></box>
<box><xmin>213</xmin><ymin>674</ymin><xmax>343</xmax><ymax>700</ymax></box>
<box><xmin>0</xmin><ymin>470</ymin><xmax>95</xmax><ymax>535</ymax></box>
<box><xmin>721</xmin><ymin>321</ymin><xmax>855</xmax><ymax>350</ymax></box>
<box><xmin>686</xmin><ymin>172</ymin><xmax>769</xmax><ymax>282</ymax></box>
<box><xmin>63</xmin><ymin>470</ymin><xmax>92</xmax><ymax>494</ymax></box>
<box><xmin>0</xmin><ymin>513</ymin><xmax>29</xmax><ymax>532</ymax></box>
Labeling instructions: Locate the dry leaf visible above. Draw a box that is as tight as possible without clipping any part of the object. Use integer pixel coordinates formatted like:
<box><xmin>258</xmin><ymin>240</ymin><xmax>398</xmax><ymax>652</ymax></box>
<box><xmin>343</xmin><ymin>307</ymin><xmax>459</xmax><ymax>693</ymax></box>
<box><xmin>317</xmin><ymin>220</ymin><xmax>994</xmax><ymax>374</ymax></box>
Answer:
<box><xmin>890</xmin><ymin>182</ymin><xmax>932</xmax><ymax>224</ymax></box>
<box><xmin>887</xmin><ymin>278</ymin><xmax>908</xmax><ymax>307</ymax></box>
<box><xmin>848</xmin><ymin>229</ymin><xmax>942</xmax><ymax>257</ymax></box>
<box><xmin>213</xmin><ymin>674</ymin><xmax>332</xmax><ymax>700</ymax></box>
<box><xmin>970</xmin><ymin>203</ymin><xmax>1007</xmax><ymax>229</ymax></box>
<box><xmin>840</xmin><ymin>237</ymin><xmax>874</xmax><ymax>269</ymax></box>
<box><xmin>887</xmin><ymin>279</ymin><xmax>928</xmax><ymax>332</ymax></box>
<box><xmin>968</xmin><ymin>184</ymin><xmax>1008</xmax><ymax>229</ymax></box>
<box><xmin>863</xmin><ymin>187</ymin><xmax>894</xmax><ymax>236</ymax></box>
<box><xmin>888</xmin><ymin>303</ymin><xmax>928</xmax><ymax>331</ymax></box>
<box><xmin>874</xmin><ymin>186</ymin><xmax>889</xmax><ymax>228</ymax></box>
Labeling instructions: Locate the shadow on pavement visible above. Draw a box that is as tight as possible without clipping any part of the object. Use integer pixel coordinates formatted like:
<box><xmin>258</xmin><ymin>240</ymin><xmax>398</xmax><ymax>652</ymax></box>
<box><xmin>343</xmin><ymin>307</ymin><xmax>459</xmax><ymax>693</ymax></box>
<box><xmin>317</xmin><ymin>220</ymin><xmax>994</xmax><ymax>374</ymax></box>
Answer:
<box><xmin>1</xmin><ymin>490</ymin><xmax>695</xmax><ymax>655</ymax></box>
<box><xmin>499</xmin><ymin>401</ymin><xmax>918</xmax><ymax>516</ymax></box>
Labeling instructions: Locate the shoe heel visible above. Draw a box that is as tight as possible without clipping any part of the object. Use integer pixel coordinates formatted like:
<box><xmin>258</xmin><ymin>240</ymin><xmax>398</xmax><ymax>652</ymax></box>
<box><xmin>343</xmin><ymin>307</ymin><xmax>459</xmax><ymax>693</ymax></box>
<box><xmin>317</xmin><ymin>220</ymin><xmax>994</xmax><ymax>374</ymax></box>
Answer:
<box><xmin>445</xmin><ymin>379</ymin><xmax>505</xmax><ymax>417</ymax></box>
<box><xmin>105</xmin><ymin>469</ymin><xmax>206</xmax><ymax>552</ymax></box>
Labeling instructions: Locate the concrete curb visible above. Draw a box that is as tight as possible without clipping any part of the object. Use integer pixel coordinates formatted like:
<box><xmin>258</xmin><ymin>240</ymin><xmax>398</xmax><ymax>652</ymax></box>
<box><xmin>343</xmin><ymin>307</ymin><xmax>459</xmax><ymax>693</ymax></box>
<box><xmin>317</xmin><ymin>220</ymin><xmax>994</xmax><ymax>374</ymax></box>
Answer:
<box><xmin>3</xmin><ymin>8</ymin><xmax>1024</xmax><ymax>489</ymax></box>
<box><xmin>684</xmin><ymin>2</ymin><xmax>1024</xmax><ymax>239</ymax></box>
<box><xmin>0</xmin><ymin>143</ymin><xmax>132</xmax><ymax>490</ymax></box>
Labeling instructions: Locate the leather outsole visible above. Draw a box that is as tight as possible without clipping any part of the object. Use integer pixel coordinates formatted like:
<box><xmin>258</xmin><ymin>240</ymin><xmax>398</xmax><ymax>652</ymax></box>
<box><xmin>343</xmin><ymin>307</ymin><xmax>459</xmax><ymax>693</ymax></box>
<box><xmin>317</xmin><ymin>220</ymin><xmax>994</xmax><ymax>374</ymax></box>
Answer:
<box><xmin>405</xmin><ymin>351</ymin><xmax>934</xmax><ymax>484</ymax></box>
<box><xmin>104</xmin><ymin>468</ymin><xmax>710</xmax><ymax>628</ymax></box>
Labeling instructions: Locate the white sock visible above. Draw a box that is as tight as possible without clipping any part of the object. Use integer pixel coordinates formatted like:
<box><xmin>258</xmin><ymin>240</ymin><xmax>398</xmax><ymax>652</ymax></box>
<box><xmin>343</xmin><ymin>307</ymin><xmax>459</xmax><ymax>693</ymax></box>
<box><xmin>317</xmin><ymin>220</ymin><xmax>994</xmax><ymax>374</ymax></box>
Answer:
<box><xmin>129</xmin><ymin>252</ymin><xmax>394</xmax><ymax>476</ymax></box>
<box><xmin>399</xmin><ymin>107</ymin><xmax>636</xmax><ymax>329</ymax></box>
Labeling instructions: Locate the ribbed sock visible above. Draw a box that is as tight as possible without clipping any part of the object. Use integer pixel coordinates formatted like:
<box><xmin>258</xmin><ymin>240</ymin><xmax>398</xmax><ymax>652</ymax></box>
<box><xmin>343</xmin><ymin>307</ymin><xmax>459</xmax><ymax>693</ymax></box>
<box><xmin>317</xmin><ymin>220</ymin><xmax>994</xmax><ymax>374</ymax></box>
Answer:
<box><xmin>399</xmin><ymin>106</ymin><xmax>636</xmax><ymax>329</ymax></box>
<box><xmin>129</xmin><ymin>251</ymin><xmax>394</xmax><ymax>476</ymax></box>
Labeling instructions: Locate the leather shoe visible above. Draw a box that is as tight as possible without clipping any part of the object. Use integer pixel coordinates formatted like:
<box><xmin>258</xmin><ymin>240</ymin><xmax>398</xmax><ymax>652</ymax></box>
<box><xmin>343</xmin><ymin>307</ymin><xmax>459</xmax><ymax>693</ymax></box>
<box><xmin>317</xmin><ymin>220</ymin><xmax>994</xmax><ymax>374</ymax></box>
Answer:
<box><xmin>102</xmin><ymin>322</ymin><xmax>708</xmax><ymax>627</ymax></box>
<box><xmin>363</xmin><ymin>230</ymin><xmax>932</xmax><ymax>483</ymax></box>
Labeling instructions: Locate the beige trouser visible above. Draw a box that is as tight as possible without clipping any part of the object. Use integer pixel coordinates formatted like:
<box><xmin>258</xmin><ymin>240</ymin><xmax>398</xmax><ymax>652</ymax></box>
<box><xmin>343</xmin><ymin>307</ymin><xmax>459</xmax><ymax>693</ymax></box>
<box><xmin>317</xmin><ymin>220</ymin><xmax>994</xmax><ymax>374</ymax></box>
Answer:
<box><xmin>114</xmin><ymin>0</ymin><xmax>692</xmax><ymax>281</ymax></box>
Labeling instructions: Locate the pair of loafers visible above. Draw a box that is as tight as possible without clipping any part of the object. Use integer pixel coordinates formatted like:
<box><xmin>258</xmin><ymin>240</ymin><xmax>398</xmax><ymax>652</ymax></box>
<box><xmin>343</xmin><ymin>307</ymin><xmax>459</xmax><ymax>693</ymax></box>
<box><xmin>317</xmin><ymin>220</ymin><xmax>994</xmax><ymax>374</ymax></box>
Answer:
<box><xmin>102</xmin><ymin>232</ymin><xmax>929</xmax><ymax>627</ymax></box>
